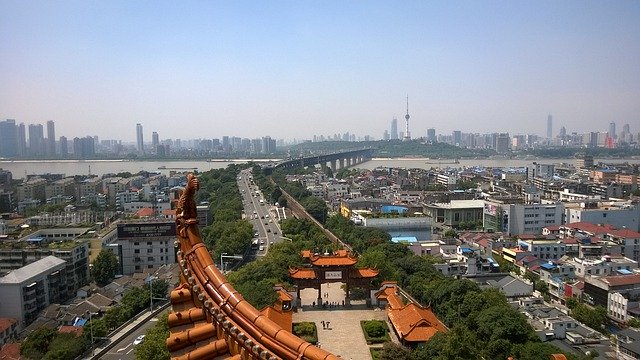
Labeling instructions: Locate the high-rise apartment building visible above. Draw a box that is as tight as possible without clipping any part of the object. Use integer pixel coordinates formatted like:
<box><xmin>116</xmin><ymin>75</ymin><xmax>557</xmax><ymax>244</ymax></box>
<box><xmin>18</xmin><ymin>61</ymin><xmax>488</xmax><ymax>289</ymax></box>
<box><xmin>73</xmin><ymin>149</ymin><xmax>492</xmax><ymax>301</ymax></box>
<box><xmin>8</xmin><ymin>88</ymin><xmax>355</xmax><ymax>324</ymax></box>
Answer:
<box><xmin>546</xmin><ymin>114</ymin><xmax>553</xmax><ymax>139</ymax></box>
<box><xmin>59</xmin><ymin>136</ymin><xmax>68</xmax><ymax>157</ymax></box>
<box><xmin>152</xmin><ymin>131</ymin><xmax>159</xmax><ymax>150</ymax></box>
<box><xmin>390</xmin><ymin>118</ymin><xmax>398</xmax><ymax>140</ymax></box>
<box><xmin>17</xmin><ymin>123</ymin><xmax>26</xmax><ymax>157</ymax></box>
<box><xmin>0</xmin><ymin>120</ymin><xmax>18</xmax><ymax>158</ymax></box>
<box><xmin>46</xmin><ymin>120</ymin><xmax>55</xmax><ymax>157</ymax></box>
<box><xmin>136</xmin><ymin>123</ymin><xmax>144</xmax><ymax>154</ymax></box>
<box><xmin>452</xmin><ymin>131</ymin><xmax>462</xmax><ymax>146</ymax></box>
<box><xmin>609</xmin><ymin>122</ymin><xmax>617</xmax><ymax>139</ymax></box>
<box><xmin>73</xmin><ymin>137</ymin><xmax>95</xmax><ymax>159</ymax></box>
<box><xmin>28</xmin><ymin>124</ymin><xmax>45</xmax><ymax>157</ymax></box>
<box><xmin>426</xmin><ymin>128</ymin><xmax>436</xmax><ymax>142</ymax></box>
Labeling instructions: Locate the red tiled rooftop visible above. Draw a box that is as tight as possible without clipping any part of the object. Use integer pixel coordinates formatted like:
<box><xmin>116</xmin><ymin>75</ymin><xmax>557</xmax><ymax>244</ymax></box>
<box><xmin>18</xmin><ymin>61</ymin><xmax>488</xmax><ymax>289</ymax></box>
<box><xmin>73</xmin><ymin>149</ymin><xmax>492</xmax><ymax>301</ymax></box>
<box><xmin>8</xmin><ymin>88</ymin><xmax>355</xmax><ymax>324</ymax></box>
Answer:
<box><xmin>58</xmin><ymin>325</ymin><xmax>84</xmax><ymax>336</ymax></box>
<box><xmin>564</xmin><ymin>222</ymin><xmax>616</xmax><ymax>235</ymax></box>
<box><xmin>0</xmin><ymin>318</ymin><xmax>17</xmax><ymax>333</ymax></box>
<box><xmin>602</xmin><ymin>274</ymin><xmax>640</xmax><ymax>287</ymax></box>
<box><xmin>609</xmin><ymin>228</ymin><xmax>640</xmax><ymax>238</ymax></box>
<box><xmin>0</xmin><ymin>343</ymin><xmax>21</xmax><ymax>360</ymax></box>
<box><xmin>135</xmin><ymin>208</ymin><xmax>154</xmax><ymax>217</ymax></box>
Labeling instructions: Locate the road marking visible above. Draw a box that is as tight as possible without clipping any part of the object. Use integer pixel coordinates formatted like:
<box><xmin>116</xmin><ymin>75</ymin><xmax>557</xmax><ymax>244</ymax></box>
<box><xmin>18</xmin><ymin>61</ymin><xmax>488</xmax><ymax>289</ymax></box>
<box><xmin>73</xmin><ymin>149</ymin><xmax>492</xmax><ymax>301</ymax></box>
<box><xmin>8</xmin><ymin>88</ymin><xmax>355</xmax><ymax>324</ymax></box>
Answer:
<box><xmin>126</xmin><ymin>347</ymin><xmax>134</xmax><ymax>354</ymax></box>
<box><xmin>117</xmin><ymin>343</ymin><xmax>132</xmax><ymax>352</ymax></box>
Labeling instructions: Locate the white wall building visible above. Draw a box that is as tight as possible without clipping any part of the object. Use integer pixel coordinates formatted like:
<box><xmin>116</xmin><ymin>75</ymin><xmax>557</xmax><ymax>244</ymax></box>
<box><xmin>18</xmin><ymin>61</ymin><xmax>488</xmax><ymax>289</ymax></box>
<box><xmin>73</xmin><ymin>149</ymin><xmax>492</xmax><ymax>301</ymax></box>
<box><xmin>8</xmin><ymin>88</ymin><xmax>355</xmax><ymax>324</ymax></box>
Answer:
<box><xmin>110</xmin><ymin>221</ymin><xmax>176</xmax><ymax>275</ymax></box>
<box><xmin>0</xmin><ymin>256</ymin><xmax>68</xmax><ymax>327</ymax></box>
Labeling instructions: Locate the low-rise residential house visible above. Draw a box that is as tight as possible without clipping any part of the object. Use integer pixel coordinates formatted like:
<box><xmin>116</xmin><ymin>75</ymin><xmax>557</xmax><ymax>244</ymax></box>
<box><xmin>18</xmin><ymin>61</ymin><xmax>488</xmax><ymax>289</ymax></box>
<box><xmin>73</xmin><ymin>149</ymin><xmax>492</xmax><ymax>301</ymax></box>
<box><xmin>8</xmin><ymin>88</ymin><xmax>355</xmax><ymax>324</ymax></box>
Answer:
<box><xmin>425</xmin><ymin>200</ymin><xmax>484</xmax><ymax>228</ymax></box>
<box><xmin>570</xmin><ymin>256</ymin><xmax>637</xmax><ymax>279</ymax></box>
<box><xmin>616</xmin><ymin>328</ymin><xmax>640</xmax><ymax>360</ymax></box>
<box><xmin>517</xmin><ymin>235</ymin><xmax>566</xmax><ymax>261</ymax></box>
<box><xmin>584</xmin><ymin>274</ymin><xmax>640</xmax><ymax>323</ymax></box>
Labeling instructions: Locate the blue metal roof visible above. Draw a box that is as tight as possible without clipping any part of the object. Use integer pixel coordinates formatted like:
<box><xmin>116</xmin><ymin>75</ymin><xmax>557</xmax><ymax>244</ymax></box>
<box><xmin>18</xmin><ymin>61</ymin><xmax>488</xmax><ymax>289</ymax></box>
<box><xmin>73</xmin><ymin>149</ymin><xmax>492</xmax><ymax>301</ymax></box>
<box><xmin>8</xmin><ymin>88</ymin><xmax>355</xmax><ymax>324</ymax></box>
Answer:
<box><xmin>540</xmin><ymin>263</ymin><xmax>557</xmax><ymax>270</ymax></box>
<box><xmin>617</xmin><ymin>269</ymin><xmax>633</xmax><ymax>275</ymax></box>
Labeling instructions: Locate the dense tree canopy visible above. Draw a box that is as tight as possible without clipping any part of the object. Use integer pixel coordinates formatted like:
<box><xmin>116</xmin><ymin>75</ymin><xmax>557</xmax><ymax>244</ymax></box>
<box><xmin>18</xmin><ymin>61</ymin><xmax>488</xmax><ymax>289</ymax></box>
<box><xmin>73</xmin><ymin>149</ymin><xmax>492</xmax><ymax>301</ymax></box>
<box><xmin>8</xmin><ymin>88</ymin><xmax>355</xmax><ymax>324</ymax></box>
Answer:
<box><xmin>92</xmin><ymin>249</ymin><xmax>119</xmax><ymax>287</ymax></box>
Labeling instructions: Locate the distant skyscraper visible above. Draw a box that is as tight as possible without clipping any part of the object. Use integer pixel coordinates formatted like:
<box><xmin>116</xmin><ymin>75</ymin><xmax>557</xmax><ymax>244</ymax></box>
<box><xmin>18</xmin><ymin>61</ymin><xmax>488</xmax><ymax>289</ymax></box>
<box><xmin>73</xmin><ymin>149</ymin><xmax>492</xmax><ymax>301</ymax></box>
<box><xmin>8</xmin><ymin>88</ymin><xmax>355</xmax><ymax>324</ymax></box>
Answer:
<box><xmin>152</xmin><ymin>131</ymin><xmax>159</xmax><ymax>149</ymax></box>
<box><xmin>46</xmin><ymin>120</ymin><xmax>56</xmax><ymax>157</ymax></box>
<box><xmin>403</xmin><ymin>96</ymin><xmax>411</xmax><ymax>141</ymax></box>
<box><xmin>609</xmin><ymin>122</ymin><xmax>616</xmax><ymax>139</ymax></box>
<box><xmin>0</xmin><ymin>119</ymin><xmax>18</xmax><ymax>158</ymax></box>
<box><xmin>427</xmin><ymin>128</ymin><xmax>436</xmax><ymax>142</ymax></box>
<box><xmin>546</xmin><ymin>115</ymin><xmax>553</xmax><ymax>139</ymax></box>
<box><xmin>28</xmin><ymin>123</ymin><xmax>45</xmax><ymax>157</ymax></box>
<box><xmin>390</xmin><ymin>118</ymin><xmax>398</xmax><ymax>140</ymax></box>
<box><xmin>59</xmin><ymin>136</ymin><xmax>68</xmax><ymax>158</ymax></box>
<box><xmin>383</xmin><ymin>130</ymin><xmax>389</xmax><ymax>140</ymax></box>
<box><xmin>136</xmin><ymin>123</ymin><xmax>144</xmax><ymax>153</ymax></box>
<box><xmin>559</xmin><ymin>126</ymin><xmax>566</xmax><ymax>138</ymax></box>
<box><xmin>16</xmin><ymin>123</ymin><xmax>26</xmax><ymax>158</ymax></box>
<box><xmin>452</xmin><ymin>131</ymin><xmax>462</xmax><ymax>146</ymax></box>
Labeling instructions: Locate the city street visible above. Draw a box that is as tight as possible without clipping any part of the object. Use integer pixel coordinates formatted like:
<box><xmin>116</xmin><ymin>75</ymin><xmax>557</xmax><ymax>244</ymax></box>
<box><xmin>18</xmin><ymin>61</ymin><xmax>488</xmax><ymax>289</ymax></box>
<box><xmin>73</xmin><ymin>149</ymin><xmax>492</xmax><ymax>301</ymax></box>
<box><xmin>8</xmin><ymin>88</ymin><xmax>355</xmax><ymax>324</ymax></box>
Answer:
<box><xmin>96</xmin><ymin>312</ymin><xmax>166</xmax><ymax>360</ymax></box>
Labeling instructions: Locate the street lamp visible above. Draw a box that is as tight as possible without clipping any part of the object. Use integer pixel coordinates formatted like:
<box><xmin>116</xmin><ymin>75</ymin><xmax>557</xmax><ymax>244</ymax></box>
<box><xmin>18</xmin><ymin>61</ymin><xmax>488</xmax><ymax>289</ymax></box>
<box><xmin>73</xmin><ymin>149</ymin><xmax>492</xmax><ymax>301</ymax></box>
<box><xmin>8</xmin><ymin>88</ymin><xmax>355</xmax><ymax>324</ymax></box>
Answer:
<box><xmin>220</xmin><ymin>253</ymin><xmax>228</xmax><ymax>272</ymax></box>
<box><xmin>86</xmin><ymin>311</ymin><xmax>96</xmax><ymax>356</ymax></box>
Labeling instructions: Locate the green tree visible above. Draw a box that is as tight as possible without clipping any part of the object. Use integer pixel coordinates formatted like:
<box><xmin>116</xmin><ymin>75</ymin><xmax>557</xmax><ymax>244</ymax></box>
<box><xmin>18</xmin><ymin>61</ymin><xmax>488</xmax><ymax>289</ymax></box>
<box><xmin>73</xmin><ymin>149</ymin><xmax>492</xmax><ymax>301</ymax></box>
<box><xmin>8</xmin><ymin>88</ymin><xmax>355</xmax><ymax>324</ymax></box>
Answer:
<box><xmin>300</xmin><ymin>196</ymin><xmax>328</xmax><ymax>224</ymax></box>
<box><xmin>92</xmin><ymin>249</ymin><xmax>119</xmax><ymax>286</ymax></box>
<box><xmin>363</xmin><ymin>320</ymin><xmax>387</xmax><ymax>338</ymax></box>
<box><xmin>379</xmin><ymin>342</ymin><xmax>410</xmax><ymax>360</ymax></box>
<box><xmin>21</xmin><ymin>327</ymin><xmax>57</xmax><ymax>359</ymax></box>
<box><xmin>42</xmin><ymin>333</ymin><xmax>88</xmax><ymax>360</ymax></box>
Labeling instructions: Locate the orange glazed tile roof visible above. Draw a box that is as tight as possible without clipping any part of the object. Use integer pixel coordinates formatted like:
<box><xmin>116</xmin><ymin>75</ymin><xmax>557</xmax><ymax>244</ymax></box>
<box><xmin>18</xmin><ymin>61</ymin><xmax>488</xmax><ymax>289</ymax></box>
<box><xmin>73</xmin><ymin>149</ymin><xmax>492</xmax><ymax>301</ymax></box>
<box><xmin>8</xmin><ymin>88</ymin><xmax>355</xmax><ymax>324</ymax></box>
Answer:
<box><xmin>387</xmin><ymin>303</ymin><xmax>448</xmax><ymax>343</ymax></box>
<box><xmin>289</xmin><ymin>268</ymin><xmax>318</xmax><ymax>279</ymax></box>
<box><xmin>277</xmin><ymin>288</ymin><xmax>294</xmax><ymax>302</ymax></box>
<box><xmin>261</xmin><ymin>306</ymin><xmax>293</xmax><ymax>333</ymax></box>
<box><xmin>349</xmin><ymin>268</ymin><xmax>379</xmax><ymax>278</ymax></box>
<box><xmin>302</xmin><ymin>249</ymin><xmax>359</xmax><ymax>267</ymax></box>
<box><xmin>374</xmin><ymin>287</ymin><xmax>403</xmax><ymax>309</ymax></box>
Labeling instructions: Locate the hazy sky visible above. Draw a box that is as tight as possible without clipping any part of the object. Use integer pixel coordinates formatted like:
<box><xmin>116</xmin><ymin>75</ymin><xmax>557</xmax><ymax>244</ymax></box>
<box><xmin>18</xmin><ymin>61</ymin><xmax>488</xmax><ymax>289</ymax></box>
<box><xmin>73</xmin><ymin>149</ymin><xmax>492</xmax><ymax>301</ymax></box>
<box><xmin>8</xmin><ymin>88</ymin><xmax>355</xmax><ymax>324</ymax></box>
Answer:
<box><xmin>1</xmin><ymin>1</ymin><xmax>639</xmax><ymax>142</ymax></box>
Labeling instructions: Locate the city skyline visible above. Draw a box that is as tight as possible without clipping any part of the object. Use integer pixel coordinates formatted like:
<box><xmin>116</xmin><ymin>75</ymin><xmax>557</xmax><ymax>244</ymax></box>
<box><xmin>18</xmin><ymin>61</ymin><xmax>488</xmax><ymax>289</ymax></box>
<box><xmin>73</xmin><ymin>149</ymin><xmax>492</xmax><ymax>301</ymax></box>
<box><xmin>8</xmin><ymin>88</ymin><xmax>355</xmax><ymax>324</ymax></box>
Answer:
<box><xmin>1</xmin><ymin>1</ymin><xmax>639</xmax><ymax>141</ymax></box>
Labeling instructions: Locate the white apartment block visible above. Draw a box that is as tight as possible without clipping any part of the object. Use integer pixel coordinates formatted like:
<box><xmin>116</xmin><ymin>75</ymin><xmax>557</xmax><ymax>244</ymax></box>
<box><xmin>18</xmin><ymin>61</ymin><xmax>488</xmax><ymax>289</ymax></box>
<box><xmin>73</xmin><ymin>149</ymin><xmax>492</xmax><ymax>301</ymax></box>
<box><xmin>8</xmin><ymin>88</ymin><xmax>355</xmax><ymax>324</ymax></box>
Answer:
<box><xmin>0</xmin><ymin>256</ymin><xmax>68</xmax><ymax>327</ymax></box>
<box><xmin>566</xmin><ymin>202</ymin><xmax>640</xmax><ymax>232</ymax></box>
<box><xmin>111</xmin><ymin>221</ymin><xmax>177</xmax><ymax>275</ymax></box>
<box><xmin>494</xmin><ymin>202</ymin><xmax>565</xmax><ymax>235</ymax></box>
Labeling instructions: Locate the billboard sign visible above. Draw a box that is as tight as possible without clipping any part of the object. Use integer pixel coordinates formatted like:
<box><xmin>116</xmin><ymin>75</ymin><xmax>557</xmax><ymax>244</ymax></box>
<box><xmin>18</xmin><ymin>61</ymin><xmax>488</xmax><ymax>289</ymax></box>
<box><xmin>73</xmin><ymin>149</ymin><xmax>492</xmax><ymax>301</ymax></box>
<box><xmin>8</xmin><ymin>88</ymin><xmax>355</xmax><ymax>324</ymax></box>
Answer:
<box><xmin>117</xmin><ymin>222</ymin><xmax>176</xmax><ymax>238</ymax></box>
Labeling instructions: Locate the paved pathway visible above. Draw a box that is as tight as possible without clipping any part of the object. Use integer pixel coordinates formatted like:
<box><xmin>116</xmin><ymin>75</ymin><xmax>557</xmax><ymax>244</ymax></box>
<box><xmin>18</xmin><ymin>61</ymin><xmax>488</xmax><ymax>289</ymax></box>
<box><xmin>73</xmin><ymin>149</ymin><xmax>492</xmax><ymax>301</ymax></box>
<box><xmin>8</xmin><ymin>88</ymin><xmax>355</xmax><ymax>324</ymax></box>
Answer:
<box><xmin>293</xmin><ymin>282</ymin><xmax>399</xmax><ymax>360</ymax></box>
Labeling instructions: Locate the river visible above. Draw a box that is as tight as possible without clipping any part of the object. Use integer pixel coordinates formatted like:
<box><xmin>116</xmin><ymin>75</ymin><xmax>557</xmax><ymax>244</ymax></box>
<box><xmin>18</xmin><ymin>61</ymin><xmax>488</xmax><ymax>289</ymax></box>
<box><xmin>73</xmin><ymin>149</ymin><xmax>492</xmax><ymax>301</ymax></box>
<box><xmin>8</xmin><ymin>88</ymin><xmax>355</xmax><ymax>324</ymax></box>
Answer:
<box><xmin>1</xmin><ymin>157</ymin><xmax>639</xmax><ymax>179</ymax></box>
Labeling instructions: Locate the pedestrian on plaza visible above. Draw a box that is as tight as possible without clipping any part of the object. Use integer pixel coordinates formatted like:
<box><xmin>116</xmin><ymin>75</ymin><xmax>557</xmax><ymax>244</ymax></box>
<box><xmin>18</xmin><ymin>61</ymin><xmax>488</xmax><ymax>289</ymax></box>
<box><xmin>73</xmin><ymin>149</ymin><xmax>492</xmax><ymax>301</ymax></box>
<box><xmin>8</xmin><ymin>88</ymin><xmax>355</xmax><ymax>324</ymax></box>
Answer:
<box><xmin>321</xmin><ymin>320</ymin><xmax>326</xmax><ymax>329</ymax></box>
<box><xmin>326</xmin><ymin>321</ymin><xmax>330</xmax><ymax>329</ymax></box>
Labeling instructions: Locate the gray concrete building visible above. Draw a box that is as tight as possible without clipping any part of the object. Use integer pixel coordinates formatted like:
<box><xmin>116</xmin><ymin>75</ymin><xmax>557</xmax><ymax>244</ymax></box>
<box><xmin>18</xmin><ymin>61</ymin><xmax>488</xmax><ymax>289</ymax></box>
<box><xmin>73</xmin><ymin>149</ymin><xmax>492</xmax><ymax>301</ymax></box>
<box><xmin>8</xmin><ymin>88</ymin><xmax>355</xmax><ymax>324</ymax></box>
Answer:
<box><xmin>0</xmin><ymin>256</ymin><xmax>68</xmax><ymax>327</ymax></box>
<box><xmin>110</xmin><ymin>221</ymin><xmax>177</xmax><ymax>275</ymax></box>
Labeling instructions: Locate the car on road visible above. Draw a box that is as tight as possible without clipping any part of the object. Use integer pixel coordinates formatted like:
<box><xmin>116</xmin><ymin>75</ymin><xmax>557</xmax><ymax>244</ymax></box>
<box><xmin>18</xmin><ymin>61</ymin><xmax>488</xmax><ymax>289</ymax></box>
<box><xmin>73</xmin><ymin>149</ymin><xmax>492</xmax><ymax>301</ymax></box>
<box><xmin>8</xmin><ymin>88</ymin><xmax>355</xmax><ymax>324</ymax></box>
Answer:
<box><xmin>133</xmin><ymin>335</ymin><xmax>145</xmax><ymax>345</ymax></box>
<box><xmin>259</xmin><ymin>246</ymin><xmax>264</xmax><ymax>251</ymax></box>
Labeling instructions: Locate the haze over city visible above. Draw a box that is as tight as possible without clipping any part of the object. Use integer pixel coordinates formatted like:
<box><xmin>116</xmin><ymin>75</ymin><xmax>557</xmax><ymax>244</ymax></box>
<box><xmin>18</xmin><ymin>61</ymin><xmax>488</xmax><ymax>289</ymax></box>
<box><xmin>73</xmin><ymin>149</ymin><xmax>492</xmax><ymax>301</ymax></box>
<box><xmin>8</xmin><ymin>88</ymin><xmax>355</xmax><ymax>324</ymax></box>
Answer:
<box><xmin>1</xmin><ymin>1</ymin><xmax>639</xmax><ymax>141</ymax></box>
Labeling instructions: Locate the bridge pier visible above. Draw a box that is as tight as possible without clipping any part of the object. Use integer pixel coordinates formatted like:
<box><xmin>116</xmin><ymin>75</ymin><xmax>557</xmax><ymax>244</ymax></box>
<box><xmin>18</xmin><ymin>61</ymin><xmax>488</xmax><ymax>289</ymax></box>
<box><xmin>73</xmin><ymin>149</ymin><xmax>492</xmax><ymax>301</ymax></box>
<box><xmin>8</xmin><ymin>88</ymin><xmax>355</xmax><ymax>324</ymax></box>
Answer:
<box><xmin>330</xmin><ymin>160</ymin><xmax>337</xmax><ymax>174</ymax></box>
<box><xmin>339</xmin><ymin>158</ymin><xmax>344</xmax><ymax>169</ymax></box>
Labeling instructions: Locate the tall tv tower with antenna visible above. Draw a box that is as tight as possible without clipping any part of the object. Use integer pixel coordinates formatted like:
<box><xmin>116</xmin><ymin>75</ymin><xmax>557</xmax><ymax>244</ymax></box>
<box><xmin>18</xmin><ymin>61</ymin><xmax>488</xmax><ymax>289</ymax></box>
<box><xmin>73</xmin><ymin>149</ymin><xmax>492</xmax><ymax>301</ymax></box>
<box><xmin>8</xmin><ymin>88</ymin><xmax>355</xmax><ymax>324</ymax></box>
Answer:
<box><xmin>403</xmin><ymin>95</ymin><xmax>411</xmax><ymax>141</ymax></box>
